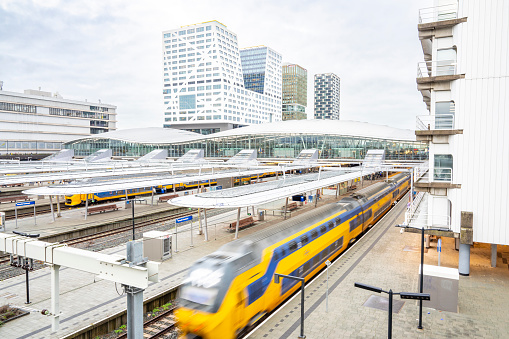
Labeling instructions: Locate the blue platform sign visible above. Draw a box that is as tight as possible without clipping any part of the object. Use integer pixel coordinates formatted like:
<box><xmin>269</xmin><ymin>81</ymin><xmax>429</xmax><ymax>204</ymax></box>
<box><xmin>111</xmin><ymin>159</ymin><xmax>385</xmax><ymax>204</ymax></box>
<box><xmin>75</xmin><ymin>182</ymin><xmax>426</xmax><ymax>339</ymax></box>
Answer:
<box><xmin>176</xmin><ymin>215</ymin><xmax>193</xmax><ymax>224</ymax></box>
<box><xmin>16</xmin><ymin>201</ymin><xmax>35</xmax><ymax>207</ymax></box>
<box><xmin>437</xmin><ymin>238</ymin><xmax>442</xmax><ymax>253</ymax></box>
<box><xmin>216</xmin><ymin>186</ymin><xmax>222</xmax><ymax>190</ymax></box>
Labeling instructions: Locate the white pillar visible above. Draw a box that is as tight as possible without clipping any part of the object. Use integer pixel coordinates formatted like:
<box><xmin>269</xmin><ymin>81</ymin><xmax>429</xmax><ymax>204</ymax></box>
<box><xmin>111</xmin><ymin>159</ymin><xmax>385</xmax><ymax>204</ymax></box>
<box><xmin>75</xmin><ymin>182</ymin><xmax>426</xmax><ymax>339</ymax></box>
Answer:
<box><xmin>49</xmin><ymin>195</ymin><xmax>55</xmax><ymax>222</ymax></box>
<box><xmin>235</xmin><ymin>207</ymin><xmax>241</xmax><ymax>239</ymax></box>
<box><xmin>56</xmin><ymin>195</ymin><xmax>61</xmax><ymax>217</ymax></box>
<box><xmin>51</xmin><ymin>264</ymin><xmax>60</xmax><ymax>332</ymax></box>
<box><xmin>203</xmin><ymin>208</ymin><xmax>208</xmax><ymax>241</ymax></box>
<box><xmin>198</xmin><ymin>208</ymin><xmax>203</xmax><ymax>235</ymax></box>
<box><xmin>85</xmin><ymin>197</ymin><xmax>88</xmax><ymax>221</ymax></box>
<box><xmin>459</xmin><ymin>243</ymin><xmax>471</xmax><ymax>276</ymax></box>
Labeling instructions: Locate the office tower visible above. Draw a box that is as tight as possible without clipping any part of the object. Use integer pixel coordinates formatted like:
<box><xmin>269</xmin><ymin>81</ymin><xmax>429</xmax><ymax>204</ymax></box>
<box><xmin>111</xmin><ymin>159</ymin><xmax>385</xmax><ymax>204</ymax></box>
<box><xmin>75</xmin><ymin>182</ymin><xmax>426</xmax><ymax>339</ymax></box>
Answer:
<box><xmin>314</xmin><ymin>73</ymin><xmax>340</xmax><ymax>120</ymax></box>
<box><xmin>162</xmin><ymin>21</ymin><xmax>282</xmax><ymax>135</ymax></box>
<box><xmin>282</xmin><ymin>63</ymin><xmax>307</xmax><ymax>120</ymax></box>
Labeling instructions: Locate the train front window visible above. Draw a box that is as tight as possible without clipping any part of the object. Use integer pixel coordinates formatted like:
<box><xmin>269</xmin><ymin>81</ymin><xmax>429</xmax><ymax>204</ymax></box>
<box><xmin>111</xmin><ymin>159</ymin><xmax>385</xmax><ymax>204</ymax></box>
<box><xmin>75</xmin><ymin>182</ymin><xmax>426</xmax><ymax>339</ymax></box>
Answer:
<box><xmin>181</xmin><ymin>285</ymin><xmax>219</xmax><ymax>306</ymax></box>
<box><xmin>180</xmin><ymin>266</ymin><xmax>227</xmax><ymax>312</ymax></box>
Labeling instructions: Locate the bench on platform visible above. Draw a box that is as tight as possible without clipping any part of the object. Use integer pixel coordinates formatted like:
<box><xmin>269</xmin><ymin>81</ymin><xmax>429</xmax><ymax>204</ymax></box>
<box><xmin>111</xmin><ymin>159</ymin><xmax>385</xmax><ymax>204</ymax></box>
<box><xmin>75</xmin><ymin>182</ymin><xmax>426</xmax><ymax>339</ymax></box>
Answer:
<box><xmin>227</xmin><ymin>216</ymin><xmax>255</xmax><ymax>232</ymax></box>
<box><xmin>158</xmin><ymin>194</ymin><xmax>179</xmax><ymax>203</ymax></box>
<box><xmin>87</xmin><ymin>204</ymin><xmax>118</xmax><ymax>215</ymax></box>
<box><xmin>0</xmin><ymin>195</ymin><xmax>31</xmax><ymax>204</ymax></box>
<box><xmin>282</xmin><ymin>202</ymin><xmax>298</xmax><ymax>212</ymax></box>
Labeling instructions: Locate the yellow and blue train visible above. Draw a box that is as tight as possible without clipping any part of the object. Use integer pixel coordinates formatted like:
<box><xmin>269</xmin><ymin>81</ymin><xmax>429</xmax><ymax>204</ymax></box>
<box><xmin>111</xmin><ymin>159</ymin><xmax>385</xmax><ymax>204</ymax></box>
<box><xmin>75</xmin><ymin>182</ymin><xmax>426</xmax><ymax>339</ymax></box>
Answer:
<box><xmin>64</xmin><ymin>172</ymin><xmax>279</xmax><ymax>206</ymax></box>
<box><xmin>175</xmin><ymin>172</ymin><xmax>410</xmax><ymax>338</ymax></box>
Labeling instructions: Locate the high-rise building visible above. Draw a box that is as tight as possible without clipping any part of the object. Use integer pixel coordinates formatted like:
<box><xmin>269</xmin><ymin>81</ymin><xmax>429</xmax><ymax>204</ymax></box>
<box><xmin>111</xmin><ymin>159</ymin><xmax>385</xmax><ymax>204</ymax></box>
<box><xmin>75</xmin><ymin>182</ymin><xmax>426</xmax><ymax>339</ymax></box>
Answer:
<box><xmin>161</xmin><ymin>21</ymin><xmax>282</xmax><ymax>135</ymax></box>
<box><xmin>282</xmin><ymin>63</ymin><xmax>307</xmax><ymax>120</ymax></box>
<box><xmin>412</xmin><ymin>0</ymin><xmax>509</xmax><ymax>275</ymax></box>
<box><xmin>0</xmin><ymin>87</ymin><xmax>116</xmax><ymax>155</ymax></box>
<box><xmin>314</xmin><ymin>73</ymin><xmax>340</xmax><ymax>120</ymax></box>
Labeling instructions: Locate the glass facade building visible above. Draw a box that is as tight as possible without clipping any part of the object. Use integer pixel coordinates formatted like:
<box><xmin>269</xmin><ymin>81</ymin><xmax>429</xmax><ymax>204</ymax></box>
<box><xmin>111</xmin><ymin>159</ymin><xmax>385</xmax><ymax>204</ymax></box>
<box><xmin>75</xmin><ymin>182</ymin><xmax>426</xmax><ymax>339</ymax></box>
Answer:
<box><xmin>65</xmin><ymin>121</ymin><xmax>428</xmax><ymax>161</ymax></box>
<box><xmin>282</xmin><ymin>63</ymin><xmax>307</xmax><ymax>120</ymax></box>
<box><xmin>314</xmin><ymin>73</ymin><xmax>340</xmax><ymax>120</ymax></box>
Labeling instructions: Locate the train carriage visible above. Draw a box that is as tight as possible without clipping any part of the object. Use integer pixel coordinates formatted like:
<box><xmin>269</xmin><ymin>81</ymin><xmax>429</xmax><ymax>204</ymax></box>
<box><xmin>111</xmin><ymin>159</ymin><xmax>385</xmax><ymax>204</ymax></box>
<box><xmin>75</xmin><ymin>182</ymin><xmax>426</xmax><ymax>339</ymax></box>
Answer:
<box><xmin>176</xmin><ymin>173</ymin><xmax>410</xmax><ymax>338</ymax></box>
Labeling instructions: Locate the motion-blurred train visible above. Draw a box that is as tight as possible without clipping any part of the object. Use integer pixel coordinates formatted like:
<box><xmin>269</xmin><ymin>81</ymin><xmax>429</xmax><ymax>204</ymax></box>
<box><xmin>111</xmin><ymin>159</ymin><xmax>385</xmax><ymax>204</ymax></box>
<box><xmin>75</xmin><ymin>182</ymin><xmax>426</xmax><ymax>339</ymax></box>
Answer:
<box><xmin>175</xmin><ymin>173</ymin><xmax>410</xmax><ymax>338</ymax></box>
<box><xmin>64</xmin><ymin>172</ymin><xmax>278</xmax><ymax>206</ymax></box>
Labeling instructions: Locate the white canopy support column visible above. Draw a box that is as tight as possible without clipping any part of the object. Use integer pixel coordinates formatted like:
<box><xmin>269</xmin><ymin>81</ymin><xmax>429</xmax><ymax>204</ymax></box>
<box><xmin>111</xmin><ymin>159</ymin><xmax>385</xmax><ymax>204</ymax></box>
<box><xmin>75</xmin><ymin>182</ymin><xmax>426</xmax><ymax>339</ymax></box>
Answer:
<box><xmin>284</xmin><ymin>197</ymin><xmax>289</xmax><ymax>220</ymax></box>
<box><xmin>56</xmin><ymin>195</ymin><xmax>61</xmax><ymax>218</ymax></box>
<box><xmin>336</xmin><ymin>183</ymin><xmax>339</xmax><ymax>199</ymax></box>
<box><xmin>198</xmin><ymin>208</ymin><xmax>203</xmax><ymax>235</ymax></box>
<box><xmin>51</xmin><ymin>264</ymin><xmax>60</xmax><ymax>332</ymax></box>
<box><xmin>235</xmin><ymin>207</ymin><xmax>241</xmax><ymax>239</ymax></box>
<box><xmin>85</xmin><ymin>196</ymin><xmax>89</xmax><ymax>220</ymax></box>
<box><xmin>49</xmin><ymin>195</ymin><xmax>55</xmax><ymax>222</ymax></box>
<box><xmin>204</xmin><ymin>208</ymin><xmax>209</xmax><ymax>241</ymax></box>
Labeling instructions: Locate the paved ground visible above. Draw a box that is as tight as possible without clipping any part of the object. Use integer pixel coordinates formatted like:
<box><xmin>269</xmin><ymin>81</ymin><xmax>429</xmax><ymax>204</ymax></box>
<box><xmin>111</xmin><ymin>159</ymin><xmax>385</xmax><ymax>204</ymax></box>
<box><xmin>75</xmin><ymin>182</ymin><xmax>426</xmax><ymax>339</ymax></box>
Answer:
<box><xmin>247</xmin><ymin>197</ymin><xmax>509</xmax><ymax>339</ymax></box>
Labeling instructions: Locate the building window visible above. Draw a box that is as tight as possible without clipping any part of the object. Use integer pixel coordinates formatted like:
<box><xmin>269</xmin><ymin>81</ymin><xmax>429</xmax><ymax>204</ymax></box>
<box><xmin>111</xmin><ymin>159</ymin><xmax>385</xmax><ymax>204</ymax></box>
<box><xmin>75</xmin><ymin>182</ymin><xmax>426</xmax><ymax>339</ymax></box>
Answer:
<box><xmin>179</xmin><ymin>94</ymin><xmax>196</xmax><ymax>110</ymax></box>
<box><xmin>434</xmin><ymin>154</ymin><xmax>453</xmax><ymax>182</ymax></box>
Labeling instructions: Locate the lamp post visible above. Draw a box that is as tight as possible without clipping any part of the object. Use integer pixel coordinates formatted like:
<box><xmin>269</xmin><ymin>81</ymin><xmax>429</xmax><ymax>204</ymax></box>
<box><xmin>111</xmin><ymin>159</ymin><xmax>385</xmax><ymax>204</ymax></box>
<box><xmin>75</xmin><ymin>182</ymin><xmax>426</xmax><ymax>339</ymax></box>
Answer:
<box><xmin>396</xmin><ymin>224</ymin><xmax>443</xmax><ymax>329</ymax></box>
<box><xmin>274</xmin><ymin>273</ymin><xmax>306</xmax><ymax>339</ymax></box>
<box><xmin>354</xmin><ymin>282</ymin><xmax>430</xmax><ymax>339</ymax></box>
<box><xmin>12</xmin><ymin>231</ymin><xmax>40</xmax><ymax>304</ymax></box>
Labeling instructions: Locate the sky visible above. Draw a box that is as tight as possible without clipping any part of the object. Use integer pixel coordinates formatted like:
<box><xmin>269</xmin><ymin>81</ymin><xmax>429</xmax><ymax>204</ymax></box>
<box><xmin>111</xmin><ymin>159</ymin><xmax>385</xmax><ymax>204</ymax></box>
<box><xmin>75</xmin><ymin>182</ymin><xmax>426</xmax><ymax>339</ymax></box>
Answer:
<box><xmin>0</xmin><ymin>0</ymin><xmax>432</xmax><ymax>130</ymax></box>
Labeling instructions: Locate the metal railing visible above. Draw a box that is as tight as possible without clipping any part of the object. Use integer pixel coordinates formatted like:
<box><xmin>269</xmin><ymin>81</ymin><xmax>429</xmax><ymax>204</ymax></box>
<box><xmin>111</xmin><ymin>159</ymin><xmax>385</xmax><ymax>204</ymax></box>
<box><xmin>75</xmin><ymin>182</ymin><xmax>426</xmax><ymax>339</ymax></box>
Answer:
<box><xmin>414</xmin><ymin>161</ymin><xmax>428</xmax><ymax>181</ymax></box>
<box><xmin>406</xmin><ymin>213</ymin><xmax>451</xmax><ymax>230</ymax></box>
<box><xmin>416</xmin><ymin>114</ymin><xmax>455</xmax><ymax>130</ymax></box>
<box><xmin>433</xmin><ymin>167</ymin><xmax>452</xmax><ymax>182</ymax></box>
<box><xmin>419</xmin><ymin>3</ymin><xmax>458</xmax><ymax>24</ymax></box>
<box><xmin>417</xmin><ymin>60</ymin><xmax>457</xmax><ymax>78</ymax></box>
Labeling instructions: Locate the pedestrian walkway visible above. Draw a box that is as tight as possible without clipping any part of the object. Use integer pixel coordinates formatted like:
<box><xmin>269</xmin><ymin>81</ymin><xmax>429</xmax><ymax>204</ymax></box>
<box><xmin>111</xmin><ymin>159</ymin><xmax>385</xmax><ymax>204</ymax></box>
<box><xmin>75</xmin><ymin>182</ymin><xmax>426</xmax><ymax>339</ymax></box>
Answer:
<box><xmin>247</xmin><ymin>197</ymin><xmax>509</xmax><ymax>338</ymax></box>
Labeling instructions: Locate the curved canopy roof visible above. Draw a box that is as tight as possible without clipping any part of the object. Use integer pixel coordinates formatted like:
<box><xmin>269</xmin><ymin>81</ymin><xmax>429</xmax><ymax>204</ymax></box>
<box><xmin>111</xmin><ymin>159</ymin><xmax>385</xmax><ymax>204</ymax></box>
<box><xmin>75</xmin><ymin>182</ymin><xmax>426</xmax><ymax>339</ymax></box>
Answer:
<box><xmin>66</xmin><ymin>120</ymin><xmax>416</xmax><ymax>145</ymax></box>
<box><xmin>68</xmin><ymin>127</ymin><xmax>203</xmax><ymax>145</ymax></box>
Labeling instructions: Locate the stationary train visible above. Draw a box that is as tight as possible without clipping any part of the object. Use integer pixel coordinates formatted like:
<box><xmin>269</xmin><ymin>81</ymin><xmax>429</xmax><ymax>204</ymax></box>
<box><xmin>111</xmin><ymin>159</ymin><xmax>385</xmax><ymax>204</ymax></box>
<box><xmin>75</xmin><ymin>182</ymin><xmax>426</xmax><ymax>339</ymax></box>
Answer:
<box><xmin>64</xmin><ymin>172</ymin><xmax>278</xmax><ymax>206</ymax></box>
<box><xmin>175</xmin><ymin>173</ymin><xmax>411</xmax><ymax>338</ymax></box>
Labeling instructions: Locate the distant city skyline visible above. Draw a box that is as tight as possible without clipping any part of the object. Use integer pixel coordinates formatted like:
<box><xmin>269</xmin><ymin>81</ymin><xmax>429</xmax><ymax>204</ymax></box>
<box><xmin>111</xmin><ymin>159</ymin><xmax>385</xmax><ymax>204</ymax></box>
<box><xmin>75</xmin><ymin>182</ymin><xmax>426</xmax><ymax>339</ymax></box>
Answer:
<box><xmin>0</xmin><ymin>0</ymin><xmax>432</xmax><ymax>130</ymax></box>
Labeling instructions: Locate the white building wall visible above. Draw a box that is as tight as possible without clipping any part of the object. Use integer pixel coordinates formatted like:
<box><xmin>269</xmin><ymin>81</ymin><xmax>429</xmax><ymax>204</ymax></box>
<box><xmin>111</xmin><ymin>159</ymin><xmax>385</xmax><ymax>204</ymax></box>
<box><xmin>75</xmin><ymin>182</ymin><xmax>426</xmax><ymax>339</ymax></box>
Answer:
<box><xmin>442</xmin><ymin>0</ymin><xmax>509</xmax><ymax>244</ymax></box>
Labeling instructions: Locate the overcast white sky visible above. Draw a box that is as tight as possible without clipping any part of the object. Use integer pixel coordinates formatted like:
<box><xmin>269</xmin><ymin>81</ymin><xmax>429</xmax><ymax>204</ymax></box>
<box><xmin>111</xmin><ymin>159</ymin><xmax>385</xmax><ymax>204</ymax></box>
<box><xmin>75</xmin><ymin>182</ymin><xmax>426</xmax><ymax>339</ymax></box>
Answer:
<box><xmin>0</xmin><ymin>0</ymin><xmax>432</xmax><ymax>130</ymax></box>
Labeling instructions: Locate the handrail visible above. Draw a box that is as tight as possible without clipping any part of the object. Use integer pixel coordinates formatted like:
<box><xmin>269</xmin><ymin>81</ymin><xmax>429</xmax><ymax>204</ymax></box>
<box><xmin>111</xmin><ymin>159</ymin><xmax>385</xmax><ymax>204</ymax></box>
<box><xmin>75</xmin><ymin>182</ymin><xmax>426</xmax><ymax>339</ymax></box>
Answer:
<box><xmin>416</xmin><ymin>114</ymin><xmax>455</xmax><ymax>130</ymax></box>
<box><xmin>406</xmin><ymin>213</ymin><xmax>451</xmax><ymax>230</ymax></box>
<box><xmin>417</xmin><ymin>60</ymin><xmax>457</xmax><ymax>78</ymax></box>
<box><xmin>419</xmin><ymin>3</ymin><xmax>458</xmax><ymax>24</ymax></box>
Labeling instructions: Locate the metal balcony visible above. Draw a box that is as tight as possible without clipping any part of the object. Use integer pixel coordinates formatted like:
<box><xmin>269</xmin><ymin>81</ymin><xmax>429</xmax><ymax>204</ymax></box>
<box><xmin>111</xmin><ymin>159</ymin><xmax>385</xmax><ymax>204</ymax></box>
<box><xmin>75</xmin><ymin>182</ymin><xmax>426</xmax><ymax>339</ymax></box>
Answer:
<box><xmin>414</xmin><ymin>167</ymin><xmax>461</xmax><ymax>191</ymax></box>
<box><xmin>419</xmin><ymin>3</ymin><xmax>458</xmax><ymax>24</ymax></box>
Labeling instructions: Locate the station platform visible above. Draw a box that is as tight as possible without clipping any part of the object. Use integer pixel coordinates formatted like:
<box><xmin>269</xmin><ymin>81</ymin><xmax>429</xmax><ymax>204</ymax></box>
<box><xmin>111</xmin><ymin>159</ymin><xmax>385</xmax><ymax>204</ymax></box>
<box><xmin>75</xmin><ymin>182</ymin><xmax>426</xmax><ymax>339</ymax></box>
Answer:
<box><xmin>0</xmin><ymin>187</ymin><xmax>349</xmax><ymax>338</ymax></box>
<box><xmin>0</xmin><ymin>182</ymin><xmax>507</xmax><ymax>338</ymax></box>
<box><xmin>247</xmin><ymin>198</ymin><xmax>509</xmax><ymax>338</ymax></box>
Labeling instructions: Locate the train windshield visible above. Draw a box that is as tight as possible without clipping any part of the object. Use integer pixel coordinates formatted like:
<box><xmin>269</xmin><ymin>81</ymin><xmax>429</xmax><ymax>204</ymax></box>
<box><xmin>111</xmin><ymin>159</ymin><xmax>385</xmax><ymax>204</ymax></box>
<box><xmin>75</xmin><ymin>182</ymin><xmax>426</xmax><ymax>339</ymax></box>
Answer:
<box><xmin>180</xmin><ymin>266</ymin><xmax>229</xmax><ymax>313</ymax></box>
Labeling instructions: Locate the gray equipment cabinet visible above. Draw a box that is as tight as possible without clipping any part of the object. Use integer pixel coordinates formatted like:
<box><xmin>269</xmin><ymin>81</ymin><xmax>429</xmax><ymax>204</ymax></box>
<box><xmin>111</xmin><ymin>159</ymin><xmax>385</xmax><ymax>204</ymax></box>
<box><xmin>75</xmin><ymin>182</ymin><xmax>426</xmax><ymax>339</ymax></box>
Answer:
<box><xmin>143</xmin><ymin>231</ymin><xmax>172</xmax><ymax>261</ymax></box>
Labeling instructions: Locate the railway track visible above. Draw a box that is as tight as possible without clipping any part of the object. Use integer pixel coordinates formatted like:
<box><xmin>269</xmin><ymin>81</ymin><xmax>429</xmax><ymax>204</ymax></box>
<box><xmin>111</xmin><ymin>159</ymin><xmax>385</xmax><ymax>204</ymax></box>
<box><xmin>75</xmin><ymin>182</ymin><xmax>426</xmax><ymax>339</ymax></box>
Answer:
<box><xmin>117</xmin><ymin>305</ymin><xmax>178</xmax><ymax>339</ymax></box>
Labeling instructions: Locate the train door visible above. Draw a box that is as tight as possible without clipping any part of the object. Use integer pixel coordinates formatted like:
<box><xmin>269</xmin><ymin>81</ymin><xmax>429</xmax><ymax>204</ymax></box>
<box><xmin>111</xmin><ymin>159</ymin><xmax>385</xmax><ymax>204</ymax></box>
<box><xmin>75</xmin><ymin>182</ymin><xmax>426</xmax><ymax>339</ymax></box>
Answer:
<box><xmin>234</xmin><ymin>289</ymin><xmax>247</xmax><ymax>333</ymax></box>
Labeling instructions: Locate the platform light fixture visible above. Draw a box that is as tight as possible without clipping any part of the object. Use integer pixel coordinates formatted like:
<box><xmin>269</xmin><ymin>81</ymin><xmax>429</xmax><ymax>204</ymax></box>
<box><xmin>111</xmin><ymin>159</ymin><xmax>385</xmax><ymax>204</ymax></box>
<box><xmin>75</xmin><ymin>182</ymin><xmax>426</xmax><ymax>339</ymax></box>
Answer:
<box><xmin>355</xmin><ymin>281</ymin><xmax>430</xmax><ymax>339</ymax></box>
<box><xmin>274</xmin><ymin>273</ymin><xmax>306</xmax><ymax>339</ymax></box>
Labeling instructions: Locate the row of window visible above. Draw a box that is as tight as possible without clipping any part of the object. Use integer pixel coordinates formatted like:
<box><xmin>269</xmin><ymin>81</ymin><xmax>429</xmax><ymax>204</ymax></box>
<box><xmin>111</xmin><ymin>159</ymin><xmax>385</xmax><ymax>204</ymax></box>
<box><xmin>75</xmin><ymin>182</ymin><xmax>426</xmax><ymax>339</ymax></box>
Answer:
<box><xmin>0</xmin><ymin>102</ymin><xmax>36</xmax><ymax>113</ymax></box>
<box><xmin>0</xmin><ymin>141</ymin><xmax>62</xmax><ymax>150</ymax></box>
<box><xmin>49</xmin><ymin>107</ymin><xmax>109</xmax><ymax>120</ymax></box>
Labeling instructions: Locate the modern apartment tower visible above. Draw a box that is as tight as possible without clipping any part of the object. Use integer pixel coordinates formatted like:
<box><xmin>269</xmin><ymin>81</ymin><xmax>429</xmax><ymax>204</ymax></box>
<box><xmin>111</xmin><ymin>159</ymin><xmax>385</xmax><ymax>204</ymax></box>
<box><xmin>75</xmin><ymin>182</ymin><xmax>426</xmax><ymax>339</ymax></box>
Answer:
<box><xmin>282</xmin><ymin>63</ymin><xmax>307</xmax><ymax>120</ymax></box>
<box><xmin>314</xmin><ymin>73</ymin><xmax>340</xmax><ymax>120</ymax></box>
<box><xmin>162</xmin><ymin>21</ymin><xmax>282</xmax><ymax>135</ymax></box>
<box><xmin>0</xmin><ymin>87</ymin><xmax>116</xmax><ymax>155</ymax></box>
<box><xmin>412</xmin><ymin>0</ymin><xmax>509</xmax><ymax>275</ymax></box>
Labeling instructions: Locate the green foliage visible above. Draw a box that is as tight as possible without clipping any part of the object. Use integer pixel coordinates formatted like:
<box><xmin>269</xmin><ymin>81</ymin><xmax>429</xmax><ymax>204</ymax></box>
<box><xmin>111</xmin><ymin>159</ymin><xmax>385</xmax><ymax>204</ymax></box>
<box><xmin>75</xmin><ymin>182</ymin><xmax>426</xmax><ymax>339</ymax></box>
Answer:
<box><xmin>119</xmin><ymin>325</ymin><xmax>127</xmax><ymax>330</ymax></box>
<box><xmin>114</xmin><ymin>329</ymin><xmax>123</xmax><ymax>334</ymax></box>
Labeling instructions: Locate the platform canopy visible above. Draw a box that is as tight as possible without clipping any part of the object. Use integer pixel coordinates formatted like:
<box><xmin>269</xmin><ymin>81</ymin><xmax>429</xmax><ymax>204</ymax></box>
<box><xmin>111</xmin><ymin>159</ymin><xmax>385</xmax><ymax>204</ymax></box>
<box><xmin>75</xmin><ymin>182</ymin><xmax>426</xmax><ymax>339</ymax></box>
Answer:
<box><xmin>168</xmin><ymin>169</ymin><xmax>372</xmax><ymax>208</ymax></box>
<box><xmin>20</xmin><ymin>165</ymin><xmax>300</xmax><ymax>196</ymax></box>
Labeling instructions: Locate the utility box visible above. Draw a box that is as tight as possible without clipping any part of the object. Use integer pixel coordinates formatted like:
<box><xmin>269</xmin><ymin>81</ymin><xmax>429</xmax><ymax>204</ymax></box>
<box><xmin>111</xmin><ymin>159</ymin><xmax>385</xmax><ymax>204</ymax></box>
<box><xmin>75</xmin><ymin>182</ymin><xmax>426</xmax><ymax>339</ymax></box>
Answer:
<box><xmin>421</xmin><ymin>264</ymin><xmax>459</xmax><ymax>313</ymax></box>
<box><xmin>0</xmin><ymin>212</ymin><xmax>5</xmax><ymax>232</ymax></box>
<box><xmin>258</xmin><ymin>210</ymin><xmax>265</xmax><ymax>221</ymax></box>
<box><xmin>143</xmin><ymin>231</ymin><xmax>172</xmax><ymax>261</ymax></box>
